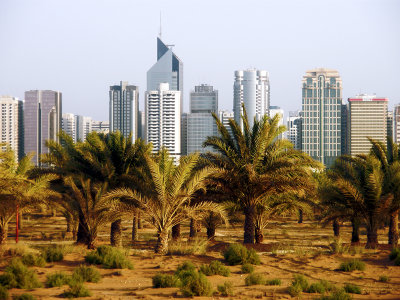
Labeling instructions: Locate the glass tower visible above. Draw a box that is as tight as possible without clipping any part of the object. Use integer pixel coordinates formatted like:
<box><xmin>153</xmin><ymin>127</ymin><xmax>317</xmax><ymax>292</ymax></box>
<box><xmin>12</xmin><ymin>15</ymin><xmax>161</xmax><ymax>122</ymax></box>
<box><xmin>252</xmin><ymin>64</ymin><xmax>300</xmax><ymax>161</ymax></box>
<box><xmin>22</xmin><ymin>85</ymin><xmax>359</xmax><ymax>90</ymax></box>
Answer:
<box><xmin>301</xmin><ymin>68</ymin><xmax>342</xmax><ymax>166</ymax></box>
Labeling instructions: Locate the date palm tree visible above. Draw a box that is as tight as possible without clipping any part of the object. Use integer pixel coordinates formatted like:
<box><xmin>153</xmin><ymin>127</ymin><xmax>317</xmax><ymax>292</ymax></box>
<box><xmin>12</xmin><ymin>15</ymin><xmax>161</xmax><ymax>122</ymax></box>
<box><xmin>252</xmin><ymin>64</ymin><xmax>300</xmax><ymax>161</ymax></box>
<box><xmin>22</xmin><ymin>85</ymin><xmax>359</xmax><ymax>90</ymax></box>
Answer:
<box><xmin>203</xmin><ymin>107</ymin><xmax>321</xmax><ymax>243</ymax></box>
<box><xmin>105</xmin><ymin>148</ymin><xmax>227</xmax><ymax>254</ymax></box>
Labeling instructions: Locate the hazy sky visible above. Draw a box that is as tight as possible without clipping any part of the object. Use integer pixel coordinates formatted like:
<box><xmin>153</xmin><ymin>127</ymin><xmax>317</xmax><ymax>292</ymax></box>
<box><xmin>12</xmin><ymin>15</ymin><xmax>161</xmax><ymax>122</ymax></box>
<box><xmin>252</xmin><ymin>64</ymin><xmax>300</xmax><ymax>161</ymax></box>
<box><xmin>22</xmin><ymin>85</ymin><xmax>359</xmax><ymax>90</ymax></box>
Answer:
<box><xmin>0</xmin><ymin>0</ymin><xmax>399</xmax><ymax>121</ymax></box>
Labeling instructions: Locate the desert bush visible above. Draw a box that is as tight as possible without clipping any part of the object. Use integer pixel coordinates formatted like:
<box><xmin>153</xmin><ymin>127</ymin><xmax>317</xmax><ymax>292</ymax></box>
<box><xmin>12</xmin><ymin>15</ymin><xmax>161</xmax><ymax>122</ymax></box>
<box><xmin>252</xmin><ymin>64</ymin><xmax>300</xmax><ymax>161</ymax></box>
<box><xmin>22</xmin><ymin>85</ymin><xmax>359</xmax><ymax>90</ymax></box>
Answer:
<box><xmin>0</xmin><ymin>286</ymin><xmax>8</xmax><ymax>300</ymax></box>
<box><xmin>42</xmin><ymin>245</ymin><xmax>64</xmax><ymax>262</ymax></box>
<box><xmin>175</xmin><ymin>261</ymin><xmax>197</xmax><ymax>278</ymax></box>
<box><xmin>292</xmin><ymin>274</ymin><xmax>309</xmax><ymax>291</ymax></box>
<box><xmin>71</xmin><ymin>265</ymin><xmax>101</xmax><ymax>283</ymax></box>
<box><xmin>245</xmin><ymin>273</ymin><xmax>266</xmax><ymax>286</ymax></box>
<box><xmin>63</xmin><ymin>282</ymin><xmax>91</xmax><ymax>298</ymax></box>
<box><xmin>266</xmin><ymin>278</ymin><xmax>281</xmax><ymax>286</ymax></box>
<box><xmin>343</xmin><ymin>283</ymin><xmax>361</xmax><ymax>294</ymax></box>
<box><xmin>288</xmin><ymin>284</ymin><xmax>303</xmax><ymax>297</ymax></box>
<box><xmin>319</xmin><ymin>289</ymin><xmax>352</xmax><ymax>300</ymax></box>
<box><xmin>0</xmin><ymin>259</ymin><xmax>41</xmax><ymax>289</ymax></box>
<box><xmin>21</xmin><ymin>254</ymin><xmax>46</xmax><ymax>267</ymax></box>
<box><xmin>223</xmin><ymin>244</ymin><xmax>260</xmax><ymax>266</ymax></box>
<box><xmin>216</xmin><ymin>281</ymin><xmax>234</xmax><ymax>297</ymax></box>
<box><xmin>339</xmin><ymin>259</ymin><xmax>365</xmax><ymax>272</ymax></box>
<box><xmin>85</xmin><ymin>246</ymin><xmax>133</xmax><ymax>269</ymax></box>
<box><xmin>199</xmin><ymin>260</ymin><xmax>230</xmax><ymax>277</ymax></box>
<box><xmin>378</xmin><ymin>275</ymin><xmax>390</xmax><ymax>282</ymax></box>
<box><xmin>328</xmin><ymin>238</ymin><xmax>349</xmax><ymax>255</ymax></box>
<box><xmin>46</xmin><ymin>272</ymin><xmax>71</xmax><ymax>287</ymax></box>
<box><xmin>152</xmin><ymin>274</ymin><xmax>181</xmax><ymax>288</ymax></box>
<box><xmin>180</xmin><ymin>271</ymin><xmax>212</xmax><ymax>297</ymax></box>
<box><xmin>167</xmin><ymin>238</ymin><xmax>208</xmax><ymax>255</ymax></box>
<box><xmin>307</xmin><ymin>282</ymin><xmax>326</xmax><ymax>293</ymax></box>
<box><xmin>389</xmin><ymin>248</ymin><xmax>400</xmax><ymax>260</ymax></box>
<box><xmin>13</xmin><ymin>294</ymin><xmax>37</xmax><ymax>300</ymax></box>
<box><xmin>241</xmin><ymin>263</ymin><xmax>254</xmax><ymax>274</ymax></box>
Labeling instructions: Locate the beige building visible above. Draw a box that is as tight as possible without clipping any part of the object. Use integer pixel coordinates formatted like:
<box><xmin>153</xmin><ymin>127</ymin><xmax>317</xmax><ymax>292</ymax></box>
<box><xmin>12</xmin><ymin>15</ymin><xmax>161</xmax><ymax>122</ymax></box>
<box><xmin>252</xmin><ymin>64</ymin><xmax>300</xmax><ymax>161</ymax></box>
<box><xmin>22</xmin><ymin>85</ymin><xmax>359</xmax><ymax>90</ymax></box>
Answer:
<box><xmin>348</xmin><ymin>94</ymin><xmax>388</xmax><ymax>156</ymax></box>
<box><xmin>0</xmin><ymin>96</ymin><xmax>23</xmax><ymax>160</ymax></box>
<box><xmin>394</xmin><ymin>104</ymin><xmax>400</xmax><ymax>143</ymax></box>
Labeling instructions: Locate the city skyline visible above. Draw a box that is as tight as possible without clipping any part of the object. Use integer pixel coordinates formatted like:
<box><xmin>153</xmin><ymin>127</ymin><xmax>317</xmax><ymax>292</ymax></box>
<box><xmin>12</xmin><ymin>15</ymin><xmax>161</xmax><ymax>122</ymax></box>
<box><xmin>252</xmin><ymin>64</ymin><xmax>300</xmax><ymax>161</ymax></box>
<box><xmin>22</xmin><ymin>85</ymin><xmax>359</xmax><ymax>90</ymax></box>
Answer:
<box><xmin>0</xmin><ymin>0</ymin><xmax>399</xmax><ymax>121</ymax></box>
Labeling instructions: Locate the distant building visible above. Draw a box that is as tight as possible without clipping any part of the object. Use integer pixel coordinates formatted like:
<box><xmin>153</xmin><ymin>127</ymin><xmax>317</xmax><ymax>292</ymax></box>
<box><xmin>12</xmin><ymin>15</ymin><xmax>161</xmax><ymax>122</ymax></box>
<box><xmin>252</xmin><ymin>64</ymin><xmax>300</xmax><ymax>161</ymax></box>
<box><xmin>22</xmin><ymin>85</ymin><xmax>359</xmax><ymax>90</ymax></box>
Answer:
<box><xmin>91</xmin><ymin>120</ymin><xmax>109</xmax><ymax>134</ymax></box>
<box><xmin>233</xmin><ymin>69</ymin><xmax>270</xmax><ymax>128</ymax></box>
<box><xmin>109</xmin><ymin>81</ymin><xmax>139</xmax><ymax>140</ymax></box>
<box><xmin>218</xmin><ymin>110</ymin><xmax>234</xmax><ymax>137</ymax></box>
<box><xmin>187</xmin><ymin>84</ymin><xmax>218</xmax><ymax>154</ymax></box>
<box><xmin>24</xmin><ymin>90</ymin><xmax>62</xmax><ymax>165</ymax></box>
<box><xmin>341</xmin><ymin>104</ymin><xmax>348</xmax><ymax>155</ymax></box>
<box><xmin>287</xmin><ymin>111</ymin><xmax>302</xmax><ymax>150</ymax></box>
<box><xmin>0</xmin><ymin>96</ymin><xmax>24</xmax><ymax>160</ymax></box>
<box><xmin>348</xmin><ymin>94</ymin><xmax>388</xmax><ymax>156</ymax></box>
<box><xmin>145</xmin><ymin>83</ymin><xmax>181</xmax><ymax>159</ymax></box>
<box><xmin>62</xmin><ymin>113</ymin><xmax>77</xmax><ymax>142</ymax></box>
<box><xmin>137</xmin><ymin>111</ymin><xmax>146</xmax><ymax>140</ymax></box>
<box><xmin>76</xmin><ymin>115</ymin><xmax>92</xmax><ymax>141</ymax></box>
<box><xmin>394</xmin><ymin>104</ymin><xmax>400</xmax><ymax>143</ymax></box>
<box><xmin>269</xmin><ymin>105</ymin><xmax>284</xmax><ymax>139</ymax></box>
<box><xmin>301</xmin><ymin>68</ymin><xmax>342</xmax><ymax>166</ymax></box>
<box><xmin>181</xmin><ymin>113</ymin><xmax>188</xmax><ymax>156</ymax></box>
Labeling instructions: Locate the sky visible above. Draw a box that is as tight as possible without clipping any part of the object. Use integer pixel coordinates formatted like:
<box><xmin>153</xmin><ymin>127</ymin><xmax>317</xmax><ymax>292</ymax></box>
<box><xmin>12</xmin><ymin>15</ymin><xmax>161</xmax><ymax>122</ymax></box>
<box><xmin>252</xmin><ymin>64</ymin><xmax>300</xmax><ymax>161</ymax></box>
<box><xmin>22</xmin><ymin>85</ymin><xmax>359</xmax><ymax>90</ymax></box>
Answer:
<box><xmin>0</xmin><ymin>0</ymin><xmax>399</xmax><ymax>121</ymax></box>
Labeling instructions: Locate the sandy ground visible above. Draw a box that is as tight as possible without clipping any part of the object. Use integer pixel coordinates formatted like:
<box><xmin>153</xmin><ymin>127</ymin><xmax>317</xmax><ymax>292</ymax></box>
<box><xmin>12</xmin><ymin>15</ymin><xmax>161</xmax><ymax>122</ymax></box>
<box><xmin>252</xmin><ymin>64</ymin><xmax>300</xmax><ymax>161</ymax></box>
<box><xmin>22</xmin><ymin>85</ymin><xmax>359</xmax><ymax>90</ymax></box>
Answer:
<box><xmin>1</xmin><ymin>213</ymin><xmax>399</xmax><ymax>299</ymax></box>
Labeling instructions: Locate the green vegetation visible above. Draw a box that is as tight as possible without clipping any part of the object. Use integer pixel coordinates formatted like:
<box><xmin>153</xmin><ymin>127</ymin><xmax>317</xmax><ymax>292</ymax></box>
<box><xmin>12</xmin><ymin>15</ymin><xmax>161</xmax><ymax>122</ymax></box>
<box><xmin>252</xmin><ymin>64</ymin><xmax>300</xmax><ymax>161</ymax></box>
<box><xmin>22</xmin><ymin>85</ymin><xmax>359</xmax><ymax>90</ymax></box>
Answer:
<box><xmin>42</xmin><ymin>245</ymin><xmax>64</xmax><ymax>262</ymax></box>
<box><xmin>0</xmin><ymin>286</ymin><xmax>8</xmax><ymax>300</ymax></box>
<box><xmin>223</xmin><ymin>244</ymin><xmax>260</xmax><ymax>265</ymax></box>
<box><xmin>21</xmin><ymin>253</ymin><xmax>46</xmax><ymax>267</ymax></box>
<box><xmin>152</xmin><ymin>274</ymin><xmax>181</xmax><ymax>288</ymax></box>
<box><xmin>13</xmin><ymin>294</ymin><xmax>37</xmax><ymax>300</ymax></box>
<box><xmin>72</xmin><ymin>265</ymin><xmax>101</xmax><ymax>283</ymax></box>
<box><xmin>287</xmin><ymin>274</ymin><xmax>310</xmax><ymax>297</ymax></box>
<box><xmin>245</xmin><ymin>273</ymin><xmax>266</xmax><ymax>286</ymax></box>
<box><xmin>343</xmin><ymin>283</ymin><xmax>361</xmax><ymax>294</ymax></box>
<box><xmin>241</xmin><ymin>263</ymin><xmax>254</xmax><ymax>274</ymax></box>
<box><xmin>179</xmin><ymin>271</ymin><xmax>212</xmax><ymax>297</ymax></box>
<box><xmin>63</xmin><ymin>282</ymin><xmax>91</xmax><ymax>298</ymax></box>
<box><xmin>216</xmin><ymin>281</ymin><xmax>234</xmax><ymax>297</ymax></box>
<box><xmin>0</xmin><ymin>258</ymin><xmax>41</xmax><ymax>289</ymax></box>
<box><xmin>266</xmin><ymin>278</ymin><xmax>281</xmax><ymax>286</ymax></box>
<box><xmin>199</xmin><ymin>260</ymin><xmax>230</xmax><ymax>277</ymax></box>
<box><xmin>378</xmin><ymin>275</ymin><xmax>390</xmax><ymax>282</ymax></box>
<box><xmin>339</xmin><ymin>259</ymin><xmax>366</xmax><ymax>272</ymax></box>
<box><xmin>175</xmin><ymin>261</ymin><xmax>197</xmax><ymax>277</ymax></box>
<box><xmin>318</xmin><ymin>289</ymin><xmax>352</xmax><ymax>300</ymax></box>
<box><xmin>46</xmin><ymin>272</ymin><xmax>71</xmax><ymax>287</ymax></box>
<box><xmin>389</xmin><ymin>248</ymin><xmax>400</xmax><ymax>260</ymax></box>
<box><xmin>85</xmin><ymin>246</ymin><xmax>133</xmax><ymax>269</ymax></box>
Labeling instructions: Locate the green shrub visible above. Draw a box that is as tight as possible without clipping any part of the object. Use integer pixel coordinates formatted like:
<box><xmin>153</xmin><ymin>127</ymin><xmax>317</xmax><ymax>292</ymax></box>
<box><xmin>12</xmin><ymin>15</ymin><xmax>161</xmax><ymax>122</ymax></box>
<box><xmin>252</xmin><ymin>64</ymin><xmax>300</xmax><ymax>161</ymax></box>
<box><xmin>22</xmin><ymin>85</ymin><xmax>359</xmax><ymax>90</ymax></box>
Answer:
<box><xmin>13</xmin><ymin>294</ymin><xmax>37</xmax><ymax>300</ymax></box>
<box><xmin>0</xmin><ymin>286</ymin><xmax>8</xmax><ymax>300</ymax></box>
<box><xmin>0</xmin><ymin>259</ymin><xmax>41</xmax><ymax>289</ymax></box>
<box><xmin>152</xmin><ymin>273</ymin><xmax>181</xmax><ymax>288</ymax></box>
<box><xmin>85</xmin><ymin>246</ymin><xmax>133</xmax><ymax>269</ymax></box>
<box><xmin>180</xmin><ymin>271</ymin><xmax>212</xmax><ymax>297</ymax></box>
<box><xmin>318</xmin><ymin>289</ymin><xmax>352</xmax><ymax>300</ymax></box>
<box><xmin>223</xmin><ymin>244</ymin><xmax>260</xmax><ymax>266</ymax></box>
<box><xmin>378</xmin><ymin>275</ymin><xmax>390</xmax><ymax>282</ymax></box>
<box><xmin>320</xmin><ymin>280</ymin><xmax>336</xmax><ymax>292</ymax></box>
<box><xmin>307</xmin><ymin>282</ymin><xmax>326</xmax><ymax>293</ymax></box>
<box><xmin>71</xmin><ymin>265</ymin><xmax>101</xmax><ymax>283</ymax></box>
<box><xmin>292</xmin><ymin>274</ymin><xmax>309</xmax><ymax>291</ymax></box>
<box><xmin>266</xmin><ymin>278</ymin><xmax>281</xmax><ymax>286</ymax></box>
<box><xmin>389</xmin><ymin>248</ymin><xmax>400</xmax><ymax>260</ymax></box>
<box><xmin>245</xmin><ymin>273</ymin><xmax>266</xmax><ymax>286</ymax></box>
<box><xmin>21</xmin><ymin>254</ymin><xmax>46</xmax><ymax>267</ymax></box>
<box><xmin>339</xmin><ymin>259</ymin><xmax>365</xmax><ymax>272</ymax></box>
<box><xmin>343</xmin><ymin>283</ymin><xmax>361</xmax><ymax>294</ymax></box>
<box><xmin>216</xmin><ymin>281</ymin><xmax>234</xmax><ymax>297</ymax></box>
<box><xmin>241</xmin><ymin>263</ymin><xmax>254</xmax><ymax>274</ymax></box>
<box><xmin>42</xmin><ymin>245</ymin><xmax>64</xmax><ymax>263</ymax></box>
<box><xmin>199</xmin><ymin>261</ymin><xmax>230</xmax><ymax>277</ymax></box>
<box><xmin>63</xmin><ymin>282</ymin><xmax>91</xmax><ymax>298</ymax></box>
<box><xmin>288</xmin><ymin>284</ymin><xmax>303</xmax><ymax>297</ymax></box>
<box><xmin>175</xmin><ymin>261</ymin><xmax>197</xmax><ymax>278</ymax></box>
<box><xmin>46</xmin><ymin>272</ymin><xmax>71</xmax><ymax>287</ymax></box>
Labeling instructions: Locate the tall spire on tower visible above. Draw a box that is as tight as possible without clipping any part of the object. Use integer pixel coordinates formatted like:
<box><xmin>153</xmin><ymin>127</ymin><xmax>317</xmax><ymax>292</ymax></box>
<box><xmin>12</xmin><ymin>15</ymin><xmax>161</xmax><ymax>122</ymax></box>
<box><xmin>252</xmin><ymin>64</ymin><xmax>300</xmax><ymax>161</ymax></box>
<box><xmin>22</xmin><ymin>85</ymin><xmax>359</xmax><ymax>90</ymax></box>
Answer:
<box><xmin>159</xmin><ymin>12</ymin><xmax>162</xmax><ymax>39</ymax></box>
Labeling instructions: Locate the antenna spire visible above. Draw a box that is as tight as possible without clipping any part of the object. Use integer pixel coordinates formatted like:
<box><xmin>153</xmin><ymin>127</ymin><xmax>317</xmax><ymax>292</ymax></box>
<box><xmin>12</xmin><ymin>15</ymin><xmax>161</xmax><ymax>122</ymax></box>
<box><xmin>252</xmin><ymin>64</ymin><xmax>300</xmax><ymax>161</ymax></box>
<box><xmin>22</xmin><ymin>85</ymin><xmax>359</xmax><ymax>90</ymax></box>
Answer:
<box><xmin>159</xmin><ymin>12</ymin><xmax>162</xmax><ymax>39</ymax></box>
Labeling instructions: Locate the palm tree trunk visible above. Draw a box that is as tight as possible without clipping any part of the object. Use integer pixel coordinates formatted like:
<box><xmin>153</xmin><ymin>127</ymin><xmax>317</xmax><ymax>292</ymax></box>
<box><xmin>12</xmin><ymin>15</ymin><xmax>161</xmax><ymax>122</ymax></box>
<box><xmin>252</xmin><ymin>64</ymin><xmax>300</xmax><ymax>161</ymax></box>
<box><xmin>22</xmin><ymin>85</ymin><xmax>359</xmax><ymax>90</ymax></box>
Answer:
<box><xmin>18</xmin><ymin>212</ymin><xmax>23</xmax><ymax>230</ymax></box>
<box><xmin>351</xmin><ymin>217</ymin><xmax>360</xmax><ymax>244</ymax></box>
<box><xmin>298</xmin><ymin>209</ymin><xmax>303</xmax><ymax>224</ymax></box>
<box><xmin>155</xmin><ymin>230</ymin><xmax>169</xmax><ymax>254</ymax></box>
<box><xmin>244</xmin><ymin>205</ymin><xmax>256</xmax><ymax>244</ymax></box>
<box><xmin>189</xmin><ymin>218</ymin><xmax>197</xmax><ymax>238</ymax></box>
<box><xmin>137</xmin><ymin>211</ymin><xmax>142</xmax><ymax>229</ymax></box>
<box><xmin>132</xmin><ymin>213</ymin><xmax>138</xmax><ymax>242</ymax></box>
<box><xmin>388</xmin><ymin>210</ymin><xmax>399</xmax><ymax>247</ymax></box>
<box><xmin>76</xmin><ymin>214</ymin><xmax>89</xmax><ymax>245</ymax></box>
<box><xmin>110</xmin><ymin>219</ymin><xmax>122</xmax><ymax>247</ymax></box>
<box><xmin>333</xmin><ymin>219</ymin><xmax>340</xmax><ymax>237</ymax></box>
<box><xmin>255</xmin><ymin>226</ymin><xmax>264</xmax><ymax>244</ymax></box>
<box><xmin>87</xmin><ymin>234</ymin><xmax>97</xmax><ymax>249</ymax></box>
<box><xmin>0</xmin><ymin>224</ymin><xmax>8</xmax><ymax>245</ymax></box>
<box><xmin>366</xmin><ymin>226</ymin><xmax>379</xmax><ymax>249</ymax></box>
<box><xmin>66</xmin><ymin>218</ymin><xmax>71</xmax><ymax>233</ymax></box>
<box><xmin>172</xmin><ymin>224</ymin><xmax>180</xmax><ymax>240</ymax></box>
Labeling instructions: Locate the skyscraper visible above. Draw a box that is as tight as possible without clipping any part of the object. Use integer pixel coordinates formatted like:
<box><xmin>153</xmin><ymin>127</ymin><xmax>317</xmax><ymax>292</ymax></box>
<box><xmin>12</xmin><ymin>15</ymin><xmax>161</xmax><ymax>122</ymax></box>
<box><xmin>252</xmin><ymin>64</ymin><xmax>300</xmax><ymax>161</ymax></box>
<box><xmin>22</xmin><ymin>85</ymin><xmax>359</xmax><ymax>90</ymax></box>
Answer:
<box><xmin>76</xmin><ymin>115</ymin><xmax>92</xmax><ymax>141</ymax></box>
<box><xmin>218</xmin><ymin>110</ymin><xmax>234</xmax><ymax>137</ymax></box>
<box><xmin>348</xmin><ymin>94</ymin><xmax>388</xmax><ymax>155</ymax></box>
<box><xmin>91</xmin><ymin>120</ymin><xmax>109</xmax><ymax>134</ymax></box>
<box><xmin>287</xmin><ymin>111</ymin><xmax>302</xmax><ymax>150</ymax></box>
<box><xmin>0</xmin><ymin>96</ymin><xmax>23</xmax><ymax>160</ymax></box>
<box><xmin>301</xmin><ymin>68</ymin><xmax>342</xmax><ymax>166</ymax></box>
<box><xmin>145</xmin><ymin>83</ymin><xmax>181</xmax><ymax>159</ymax></box>
<box><xmin>394</xmin><ymin>104</ymin><xmax>400</xmax><ymax>143</ymax></box>
<box><xmin>24</xmin><ymin>90</ymin><xmax>62</xmax><ymax>165</ymax></box>
<box><xmin>62</xmin><ymin>113</ymin><xmax>76</xmax><ymax>142</ymax></box>
<box><xmin>137</xmin><ymin>111</ymin><xmax>146</xmax><ymax>140</ymax></box>
<box><xmin>181</xmin><ymin>113</ymin><xmax>188</xmax><ymax>156</ymax></box>
<box><xmin>233</xmin><ymin>69</ymin><xmax>270</xmax><ymax>128</ymax></box>
<box><xmin>269</xmin><ymin>105</ymin><xmax>284</xmax><ymax>139</ymax></box>
<box><xmin>187</xmin><ymin>84</ymin><xmax>218</xmax><ymax>154</ymax></box>
<box><xmin>109</xmin><ymin>81</ymin><xmax>139</xmax><ymax>140</ymax></box>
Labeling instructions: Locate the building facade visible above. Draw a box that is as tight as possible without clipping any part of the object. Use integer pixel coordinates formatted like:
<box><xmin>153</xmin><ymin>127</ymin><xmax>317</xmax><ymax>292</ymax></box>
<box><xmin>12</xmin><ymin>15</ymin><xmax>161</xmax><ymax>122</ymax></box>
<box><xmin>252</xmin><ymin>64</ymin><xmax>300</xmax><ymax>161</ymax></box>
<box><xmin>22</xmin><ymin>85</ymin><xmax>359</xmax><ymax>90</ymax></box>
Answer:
<box><xmin>187</xmin><ymin>84</ymin><xmax>218</xmax><ymax>154</ymax></box>
<box><xmin>218</xmin><ymin>110</ymin><xmax>234</xmax><ymax>137</ymax></box>
<box><xmin>62</xmin><ymin>113</ymin><xmax>76</xmax><ymax>142</ymax></box>
<box><xmin>145</xmin><ymin>83</ymin><xmax>181</xmax><ymax>158</ymax></box>
<box><xmin>91</xmin><ymin>120</ymin><xmax>109</xmax><ymax>134</ymax></box>
<box><xmin>0</xmin><ymin>96</ymin><xmax>23</xmax><ymax>160</ymax></box>
<box><xmin>348</xmin><ymin>94</ymin><xmax>388</xmax><ymax>155</ymax></box>
<box><xmin>181</xmin><ymin>113</ymin><xmax>188</xmax><ymax>156</ymax></box>
<box><xmin>287</xmin><ymin>111</ymin><xmax>302</xmax><ymax>150</ymax></box>
<box><xmin>24</xmin><ymin>90</ymin><xmax>62</xmax><ymax>165</ymax></box>
<box><xmin>109</xmin><ymin>81</ymin><xmax>139</xmax><ymax>140</ymax></box>
<box><xmin>269</xmin><ymin>105</ymin><xmax>284</xmax><ymax>139</ymax></box>
<box><xmin>233</xmin><ymin>69</ymin><xmax>270</xmax><ymax>128</ymax></box>
<box><xmin>301</xmin><ymin>68</ymin><xmax>342</xmax><ymax>166</ymax></box>
<box><xmin>394</xmin><ymin>104</ymin><xmax>400</xmax><ymax>143</ymax></box>
<box><xmin>76</xmin><ymin>115</ymin><xmax>92</xmax><ymax>141</ymax></box>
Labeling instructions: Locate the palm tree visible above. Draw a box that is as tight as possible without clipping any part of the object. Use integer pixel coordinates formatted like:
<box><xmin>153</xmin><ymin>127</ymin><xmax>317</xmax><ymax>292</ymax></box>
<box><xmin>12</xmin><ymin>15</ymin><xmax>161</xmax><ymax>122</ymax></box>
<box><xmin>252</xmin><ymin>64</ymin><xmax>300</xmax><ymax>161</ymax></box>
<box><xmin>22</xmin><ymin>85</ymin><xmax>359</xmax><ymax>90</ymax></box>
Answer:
<box><xmin>203</xmin><ymin>108</ymin><xmax>321</xmax><ymax>243</ymax></box>
<box><xmin>368</xmin><ymin>137</ymin><xmax>400</xmax><ymax>246</ymax></box>
<box><xmin>105</xmin><ymin>148</ymin><xmax>227</xmax><ymax>254</ymax></box>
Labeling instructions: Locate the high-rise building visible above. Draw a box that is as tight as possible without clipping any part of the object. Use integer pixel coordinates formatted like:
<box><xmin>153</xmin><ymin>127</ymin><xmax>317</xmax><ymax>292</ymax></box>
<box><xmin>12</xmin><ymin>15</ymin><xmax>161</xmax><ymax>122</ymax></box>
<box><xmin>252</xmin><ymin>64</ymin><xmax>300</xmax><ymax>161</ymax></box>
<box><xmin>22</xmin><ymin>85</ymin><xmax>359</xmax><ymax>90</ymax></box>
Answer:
<box><xmin>147</xmin><ymin>38</ymin><xmax>183</xmax><ymax>93</ymax></box>
<box><xmin>62</xmin><ymin>113</ymin><xmax>76</xmax><ymax>142</ymax></box>
<box><xmin>76</xmin><ymin>115</ymin><xmax>92</xmax><ymax>141</ymax></box>
<box><xmin>187</xmin><ymin>84</ymin><xmax>218</xmax><ymax>154</ymax></box>
<box><xmin>145</xmin><ymin>83</ymin><xmax>181</xmax><ymax>158</ymax></box>
<box><xmin>181</xmin><ymin>113</ymin><xmax>188</xmax><ymax>156</ymax></box>
<box><xmin>301</xmin><ymin>68</ymin><xmax>342</xmax><ymax>166</ymax></box>
<box><xmin>91</xmin><ymin>120</ymin><xmax>109</xmax><ymax>134</ymax></box>
<box><xmin>394</xmin><ymin>104</ymin><xmax>400</xmax><ymax>143</ymax></box>
<box><xmin>218</xmin><ymin>110</ymin><xmax>234</xmax><ymax>137</ymax></box>
<box><xmin>348</xmin><ymin>94</ymin><xmax>388</xmax><ymax>156</ymax></box>
<box><xmin>287</xmin><ymin>111</ymin><xmax>302</xmax><ymax>150</ymax></box>
<box><xmin>387</xmin><ymin>110</ymin><xmax>393</xmax><ymax>141</ymax></box>
<box><xmin>137</xmin><ymin>111</ymin><xmax>146</xmax><ymax>140</ymax></box>
<box><xmin>341</xmin><ymin>104</ymin><xmax>348</xmax><ymax>155</ymax></box>
<box><xmin>233</xmin><ymin>69</ymin><xmax>270</xmax><ymax>128</ymax></box>
<box><xmin>24</xmin><ymin>90</ymin><xmax>62</xmax><ymax>165</ymax></box>
<box><xmin>109</xmin><ymin>81</ymin><xmax>139</xmax><ymax>140</ymax></box>
<box><xmin>0</xmin><ymin>96</ymin><xmax>23</xmax><ymax>160</ymax></box>
<box><xmin>269</xmin><ymin>105</ymin><xmax>284</xmax><ymax>139</ymax></box>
